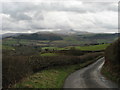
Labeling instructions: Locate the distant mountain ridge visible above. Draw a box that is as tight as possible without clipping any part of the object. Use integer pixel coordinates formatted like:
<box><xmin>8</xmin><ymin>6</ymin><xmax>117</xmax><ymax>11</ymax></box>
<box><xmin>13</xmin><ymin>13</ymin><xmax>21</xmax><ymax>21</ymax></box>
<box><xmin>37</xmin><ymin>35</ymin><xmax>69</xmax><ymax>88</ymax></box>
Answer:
<box><xmin>2</xmin><ymin>30</ymin><xmax>120</xmax><ymax>40</ymax></box>
<box><xmin>36</xmin><ymin>29</ymin><xmax>92</xmax><ymax>35</ymax></box>
<box><xmin>2</xmin><ymin>30</ymin><xmax>120</xmax><ymax>47</ymax></box>
<box><xmin>13</xmin><ymin>33</ymin><xmax>63</xmax><ymax>41</ymax></box>
<box><xmin>2</xmin><ymin>29</ymin><xmax>92</xmax><ymax>38</ymax></box>
<box><xmin>2</xmin><ymin>33</ymin><xmax>30</xmax><ymax>38</ymax></box>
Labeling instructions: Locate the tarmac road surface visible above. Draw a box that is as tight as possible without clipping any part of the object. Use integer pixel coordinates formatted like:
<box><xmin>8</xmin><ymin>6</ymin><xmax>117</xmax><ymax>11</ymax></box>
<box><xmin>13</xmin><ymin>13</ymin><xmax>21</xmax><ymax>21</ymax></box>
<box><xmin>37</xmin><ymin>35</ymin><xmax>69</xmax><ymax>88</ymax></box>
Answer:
<box><xmin>63</xmin><ymin>58</ymin><xmax>119</xmax><ymax>88</ymax></box>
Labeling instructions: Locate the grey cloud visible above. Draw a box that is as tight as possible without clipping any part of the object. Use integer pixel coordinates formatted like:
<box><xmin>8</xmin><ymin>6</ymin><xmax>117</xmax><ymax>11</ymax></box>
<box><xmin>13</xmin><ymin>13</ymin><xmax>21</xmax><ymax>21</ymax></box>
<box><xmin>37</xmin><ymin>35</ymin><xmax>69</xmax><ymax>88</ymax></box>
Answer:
<box><xmin>1</xmin><ymin>1</ymin><xmax>118</xmax><ymax>33</ymax></box>
<box><xmin>10</xmin><ymin>13</ymin><xmax>32</xmax><ymax>20</ymax></box>
<box><xmin>37</xmin><ymin>2</ymin><xmax>118</xmax><ymax>13</ymax></box>
<box><xmin>2</xmin><ymin>2</ymin><xmax>34</xmax><ymax>20</ymax></box>
<box><xmin>2</xmin><ymin>2</ymin><xmax>118</xmax><ymax>15</ymax></box>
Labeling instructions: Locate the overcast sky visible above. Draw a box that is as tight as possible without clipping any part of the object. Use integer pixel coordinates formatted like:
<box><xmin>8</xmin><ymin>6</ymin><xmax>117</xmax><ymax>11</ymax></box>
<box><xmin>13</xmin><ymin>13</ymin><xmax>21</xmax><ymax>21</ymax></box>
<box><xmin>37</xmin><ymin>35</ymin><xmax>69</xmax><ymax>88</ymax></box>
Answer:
<box><xmin>0</xmin><ymin>0</ymin><xmax>119</xmax><ymax>34</ymax></box>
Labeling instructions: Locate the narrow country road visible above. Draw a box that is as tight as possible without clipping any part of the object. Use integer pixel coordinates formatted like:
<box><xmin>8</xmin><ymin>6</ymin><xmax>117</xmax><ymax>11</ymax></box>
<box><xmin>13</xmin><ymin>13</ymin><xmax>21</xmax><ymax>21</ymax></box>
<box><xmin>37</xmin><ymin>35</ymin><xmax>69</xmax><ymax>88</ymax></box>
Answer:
<box><xmin>63</xmin><ymin>58</ymin><xmax>119</xmax><ymax>88</ymax></box>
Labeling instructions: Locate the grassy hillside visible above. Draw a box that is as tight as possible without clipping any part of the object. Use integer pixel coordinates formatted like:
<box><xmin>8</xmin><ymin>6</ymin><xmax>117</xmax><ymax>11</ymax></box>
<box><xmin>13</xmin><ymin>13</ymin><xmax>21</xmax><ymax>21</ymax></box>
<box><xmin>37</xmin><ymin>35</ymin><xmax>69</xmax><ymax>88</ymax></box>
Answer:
<box><xmin>102</xmin><ymin>38</ymin><xmax>120</xmax><ymax>85</ymax></box>
<box><xmin>75</xmin><ymin>44</ymin><xmax>109</xmax><ymax>51</ymax></box>
<box><xmin>41</xmin><ymin>44</ymin><xmax>109</xmax><ymax>52</ymax></box>
<box><xmin>63</xmin><ymin>33</ymin><xmax>118</xmax><ymax>45</ymax></box>
<box><xmin>2</xmin><ymin>45</ymin><xmax>14</xmax><ymax>50</ymax></box>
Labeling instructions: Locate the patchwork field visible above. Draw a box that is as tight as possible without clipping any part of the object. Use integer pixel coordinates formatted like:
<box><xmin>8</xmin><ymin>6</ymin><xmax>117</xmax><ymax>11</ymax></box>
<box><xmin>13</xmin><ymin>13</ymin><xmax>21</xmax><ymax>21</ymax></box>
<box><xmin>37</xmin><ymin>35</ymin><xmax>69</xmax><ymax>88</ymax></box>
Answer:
<box><xmin>2</xmin><ymin>33</ymin><xmax>117</xmax><ymax>88</ymax></box>
<box><xmin>75</xmin><ymin>44</ymin><xmax>110</xmax><ymax>51</ymax></box>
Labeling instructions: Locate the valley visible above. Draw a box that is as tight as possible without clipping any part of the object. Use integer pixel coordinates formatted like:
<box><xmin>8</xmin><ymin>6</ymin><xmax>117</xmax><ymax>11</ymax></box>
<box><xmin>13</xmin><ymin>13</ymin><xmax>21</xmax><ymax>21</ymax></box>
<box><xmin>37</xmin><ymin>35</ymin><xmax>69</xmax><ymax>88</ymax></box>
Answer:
<box><xmin>2</xmin><ymin>31</ymin><xmax>119</xmax><ymax>88</ymax></box>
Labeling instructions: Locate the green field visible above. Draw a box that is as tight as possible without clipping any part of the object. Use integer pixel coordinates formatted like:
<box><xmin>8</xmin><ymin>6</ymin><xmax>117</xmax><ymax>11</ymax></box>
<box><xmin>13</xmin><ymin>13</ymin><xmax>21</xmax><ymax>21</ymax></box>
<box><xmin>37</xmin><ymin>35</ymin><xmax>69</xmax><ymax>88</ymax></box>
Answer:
<box><xmin>41</xmin><ymin>47</ymin><xmax>68</xmax><ymax>50</ymax></box>
<box><xmin>3</xmin><ymin>39</ymin><xmax>18</xmax><ymax>45</ymax></box>
<box><xmin>2</xmin><ymin>39</ymin><xmax>109</xmax><ymax>52</ymax></box>
<box><xmin>41</xmin><ymin>44</ymin><xmax>110</xmax><ymax>51</ymax></box>
<box><xmin>3</xmin><ymin>37</ymin><xmax>110</xmax><ymax>51</ymax></box>
<box><xmin>2</xmin><ymin>45</ymin><xmax>14</xmax><ymax>50</ymax></box>
<box><xmin>14</xmin><ymin>59</ymin><xmax>98</xmax><ymax>88</ymax></box>
<box><xmin>3</xmin><ymin>39</ymin><xmax>32</xmax><ymax>45</ymax></box>
<box><xmin>40</xmin><ymin>53</ymin><xmax>59</xmax><ymax>56</ymax></box>
<box><xmin>75</xmin><ymin>44</ymin><xmax>110</xmax><ymax>51</ymax></box>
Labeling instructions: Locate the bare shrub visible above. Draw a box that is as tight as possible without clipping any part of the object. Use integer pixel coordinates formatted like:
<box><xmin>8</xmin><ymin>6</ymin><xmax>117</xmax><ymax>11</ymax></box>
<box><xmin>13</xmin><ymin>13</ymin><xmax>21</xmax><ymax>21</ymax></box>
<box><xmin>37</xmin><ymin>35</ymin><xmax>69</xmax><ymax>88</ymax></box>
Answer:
<box><xmin>3</xmin><ymin>52</ymin><xmax>102</xmax><ymax>88</ymax></box>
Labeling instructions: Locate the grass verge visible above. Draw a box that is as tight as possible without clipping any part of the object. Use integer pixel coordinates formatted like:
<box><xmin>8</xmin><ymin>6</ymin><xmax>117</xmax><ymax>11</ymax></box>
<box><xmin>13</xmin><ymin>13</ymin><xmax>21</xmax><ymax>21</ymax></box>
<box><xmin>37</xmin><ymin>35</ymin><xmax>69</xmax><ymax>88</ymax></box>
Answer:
<box><xmin>101</xmin><ymin>65</ymin><xmax>120</xmax><ymax>85</ymax></box>
<box><xmin>14</xmin><ymin>56</ymin><xmax>102</xmax><ymax>88</ymax></box>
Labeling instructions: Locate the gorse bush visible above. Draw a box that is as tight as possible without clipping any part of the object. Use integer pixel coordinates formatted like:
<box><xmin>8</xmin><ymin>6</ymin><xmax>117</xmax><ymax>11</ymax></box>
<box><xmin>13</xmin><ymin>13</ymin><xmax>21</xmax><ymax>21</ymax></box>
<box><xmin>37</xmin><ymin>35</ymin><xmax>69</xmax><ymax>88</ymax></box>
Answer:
<box><xmin>105</xmin><ymin>38</ymin><xmax>120</xmax><ymax>64</ymax></box>
<box><xmin>2</xmin><ymin>46</ymin><xmax>40</xmax><ymax>56</ymax></box>
<box><xmin>103</xmin><ymin>38</ymin><xmax>120</xmax><ymax>84</ymax></box>
<box><xmin>58</xmin><ymin>49</ymin><xmax>84</xmax><ymax>56</ymax></box>
<box><xmin>2</xmin><ymin>56</ymin><xmax>32</xmax><ymax>88</ymax></box>
<box><xmin>28</xmin><ymin>56</ymin><xmax>80</xmax><ymax>72</ymax></box>
<box><xmin>3</xmin><ymin>52</ymin><xmax>103</xmax><ymax>88</ymax></box>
